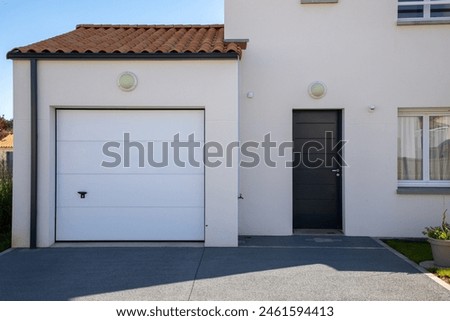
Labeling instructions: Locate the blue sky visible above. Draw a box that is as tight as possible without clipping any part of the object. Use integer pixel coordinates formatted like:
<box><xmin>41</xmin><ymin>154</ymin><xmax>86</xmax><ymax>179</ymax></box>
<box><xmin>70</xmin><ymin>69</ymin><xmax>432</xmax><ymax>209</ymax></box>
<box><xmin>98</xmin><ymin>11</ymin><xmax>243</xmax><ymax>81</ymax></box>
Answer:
<box><xmin>0</xmin><ymin>0</ymin><xmax>224</xmax><ymax>119</ymax></box>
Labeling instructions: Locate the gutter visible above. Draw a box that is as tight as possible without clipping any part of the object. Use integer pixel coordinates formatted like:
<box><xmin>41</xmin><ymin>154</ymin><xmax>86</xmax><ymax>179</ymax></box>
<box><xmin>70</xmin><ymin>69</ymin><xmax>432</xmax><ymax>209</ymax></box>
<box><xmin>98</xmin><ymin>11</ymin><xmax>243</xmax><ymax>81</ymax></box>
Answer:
<box><xmin>30</xmin><ymin>59</ymin><xmax>37</xmax><ymax>249</ymax></box>
<box><xmin>6</xmin><ymin>52</ymin><xmax>240</xmax><ymax>60</ymax></box>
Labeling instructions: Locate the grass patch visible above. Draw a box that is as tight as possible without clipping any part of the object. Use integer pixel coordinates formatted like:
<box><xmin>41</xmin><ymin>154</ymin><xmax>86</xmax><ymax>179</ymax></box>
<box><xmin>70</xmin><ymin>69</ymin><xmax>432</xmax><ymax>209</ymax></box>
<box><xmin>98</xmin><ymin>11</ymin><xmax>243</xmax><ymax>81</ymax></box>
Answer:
<box><xmin>383</xmin><ymin>239</ymin><xmax>433</xmax><ymax>264</ymax></box>
<box><xmin>382</xmin><ymin>239</ymin><xmax>449</xmax><ymax>285</ymax></box>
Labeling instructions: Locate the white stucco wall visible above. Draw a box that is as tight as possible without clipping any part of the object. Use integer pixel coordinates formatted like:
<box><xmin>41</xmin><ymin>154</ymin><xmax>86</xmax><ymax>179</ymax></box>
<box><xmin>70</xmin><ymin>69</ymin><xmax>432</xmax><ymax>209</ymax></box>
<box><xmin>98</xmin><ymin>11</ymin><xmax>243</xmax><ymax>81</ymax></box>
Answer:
<box><xmin>226</xmin><ymin>0</ymin><xmax>450</xmax><ymax>237</ymax></box>
<box><xmin>12</xmin><ymin>61</ymin><xmax>31</xmax><ymax>247</ymax></box>
<box><xmin>12</xmin><ymin>59</ymin><xmax>239</xmax><ymax>247</ymax></box>
<box><xmin>11</xmin><ymin>0</ymin><xmax>450</xmax><ymax>246</ymax></box>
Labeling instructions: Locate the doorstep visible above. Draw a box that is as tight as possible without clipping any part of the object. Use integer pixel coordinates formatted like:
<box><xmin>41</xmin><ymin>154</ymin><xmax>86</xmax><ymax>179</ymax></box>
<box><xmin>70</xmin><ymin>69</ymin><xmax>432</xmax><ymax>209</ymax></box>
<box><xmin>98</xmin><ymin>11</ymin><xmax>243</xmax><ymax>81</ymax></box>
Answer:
<box><xmin>294</xmin><ymin>229</ymin><xmax>343</xmax><ymax>235</ymax></box>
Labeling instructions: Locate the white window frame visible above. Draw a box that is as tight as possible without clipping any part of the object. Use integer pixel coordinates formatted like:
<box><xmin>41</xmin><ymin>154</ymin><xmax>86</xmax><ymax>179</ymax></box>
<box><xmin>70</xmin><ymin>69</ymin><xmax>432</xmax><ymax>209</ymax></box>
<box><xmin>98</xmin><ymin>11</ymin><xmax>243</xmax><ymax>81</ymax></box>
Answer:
<box><xmin>398</xmin><ymin>109</ymin><xmax>450</xmax><ymax>188</ymax></box>
<box><xmin>398</xmin><ymin>0</ymin><xmax>450</xmax><ymax>23</ymax></box>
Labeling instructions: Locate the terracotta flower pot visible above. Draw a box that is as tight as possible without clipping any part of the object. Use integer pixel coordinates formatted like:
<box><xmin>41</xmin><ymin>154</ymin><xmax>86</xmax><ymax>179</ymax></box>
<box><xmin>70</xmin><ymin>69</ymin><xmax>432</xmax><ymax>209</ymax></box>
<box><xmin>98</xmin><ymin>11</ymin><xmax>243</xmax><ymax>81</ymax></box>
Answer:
<box><xmin>428</xmin><ymin>238</ymin><xmax>450</xmax><ymax>267</ymax></box>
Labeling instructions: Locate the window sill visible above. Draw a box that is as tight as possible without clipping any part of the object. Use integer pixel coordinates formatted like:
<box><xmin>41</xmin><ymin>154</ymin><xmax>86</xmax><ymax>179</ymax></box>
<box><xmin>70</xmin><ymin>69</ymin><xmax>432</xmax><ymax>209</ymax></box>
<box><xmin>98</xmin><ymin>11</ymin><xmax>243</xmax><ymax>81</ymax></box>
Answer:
<box><xmin>301</xmin><ymin>0</ymin><xmax>338</xmax><ymax>3</ymax></box>
<box><xmin>397</xmin><ymin>187</ymin><xmax>450</xmax><ymax>195</ymax></box>
<box><xmin>397</xmin><ymin>19</ymin><xmax>450</xmax><ymax>26</ymax></box>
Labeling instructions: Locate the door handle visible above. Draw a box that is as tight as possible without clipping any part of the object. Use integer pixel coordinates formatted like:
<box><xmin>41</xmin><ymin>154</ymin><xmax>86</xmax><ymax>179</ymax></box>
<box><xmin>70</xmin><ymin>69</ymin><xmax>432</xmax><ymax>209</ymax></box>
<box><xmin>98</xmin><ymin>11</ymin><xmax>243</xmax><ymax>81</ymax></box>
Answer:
<box><xmin>331</xmin><ymin>169</ymin><xmax>340</xmax><ymax>173</ymax></box>
<box><xmin>78</xmin><ymin>191</ymin><xmax>87</xmax><ymax>199</ymax></box>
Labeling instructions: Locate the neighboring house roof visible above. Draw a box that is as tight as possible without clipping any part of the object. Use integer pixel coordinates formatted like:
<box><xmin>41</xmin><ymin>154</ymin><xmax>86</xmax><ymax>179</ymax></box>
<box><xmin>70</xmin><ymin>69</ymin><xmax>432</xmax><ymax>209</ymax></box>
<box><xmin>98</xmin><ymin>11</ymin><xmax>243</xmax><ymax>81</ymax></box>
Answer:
<box><xmin>0</xmin><ymin>134</ymin><xmax>13</xmax><ymax>149</ymax></box>
<box><xmin>7</xmin><ymin>24</ymin><xmax>247</xmax><ymax>59</ymax></box>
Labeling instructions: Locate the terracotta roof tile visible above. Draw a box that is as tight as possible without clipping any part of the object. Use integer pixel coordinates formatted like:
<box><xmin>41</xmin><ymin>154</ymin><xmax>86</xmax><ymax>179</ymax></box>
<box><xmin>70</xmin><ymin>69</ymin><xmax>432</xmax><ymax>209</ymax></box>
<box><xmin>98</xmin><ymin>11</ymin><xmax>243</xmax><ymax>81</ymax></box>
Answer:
<box><xmin>9</xmin><ymin>24</ymin><xmax>246</xmax><ymax>58</ymax></box>
<box><xmin>0</xmin><ymin>134</ymin><xmax>13</xmax><ymax>149</ymax></box>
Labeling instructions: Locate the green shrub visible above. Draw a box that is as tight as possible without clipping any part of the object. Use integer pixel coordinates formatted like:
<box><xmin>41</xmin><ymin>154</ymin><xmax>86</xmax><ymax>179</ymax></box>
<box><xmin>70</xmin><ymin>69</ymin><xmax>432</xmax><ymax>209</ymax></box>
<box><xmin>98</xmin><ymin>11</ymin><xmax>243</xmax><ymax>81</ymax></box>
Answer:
<box><xmin>435</xmin><ymin>268</ymin><xmax>450</xmax><ymax>278</ymax></box>
<box><xmin>423</xmin><ymin>210</ymin><xmax>450</xmax><ymax>240</ymax></box>
<box><xmin>0</xmin><ymin>160</ymin><xmax>12</xmax><ymax>250</ymax></box>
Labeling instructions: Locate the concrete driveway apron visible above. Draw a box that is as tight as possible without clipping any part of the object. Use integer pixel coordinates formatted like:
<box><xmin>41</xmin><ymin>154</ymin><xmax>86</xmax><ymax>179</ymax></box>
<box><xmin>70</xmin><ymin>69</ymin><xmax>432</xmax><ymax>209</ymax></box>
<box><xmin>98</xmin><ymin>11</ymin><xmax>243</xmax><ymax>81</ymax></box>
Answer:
<box><xmin>0</xmin><ymin>236</ymin><xmax>449</xmax><ymax>300</ymax></box>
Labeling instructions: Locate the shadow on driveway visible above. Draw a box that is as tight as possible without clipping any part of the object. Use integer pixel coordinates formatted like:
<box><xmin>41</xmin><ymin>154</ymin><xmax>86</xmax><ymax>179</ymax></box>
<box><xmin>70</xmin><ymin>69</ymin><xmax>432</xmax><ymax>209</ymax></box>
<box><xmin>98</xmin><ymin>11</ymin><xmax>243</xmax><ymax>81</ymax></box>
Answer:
<box><xmin>0</xmin><ymin>236</ymin><xmax>449</xmax><ymax>301</ymax></box>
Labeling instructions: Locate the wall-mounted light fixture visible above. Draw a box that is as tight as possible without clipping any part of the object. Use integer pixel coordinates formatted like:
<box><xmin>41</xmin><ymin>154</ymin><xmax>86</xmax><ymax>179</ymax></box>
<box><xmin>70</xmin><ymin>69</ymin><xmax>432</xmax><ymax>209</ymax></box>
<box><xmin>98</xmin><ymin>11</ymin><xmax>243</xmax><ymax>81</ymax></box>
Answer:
<box><xmin>118</xmin><ymin>72</ymin><xmax>138</xmax><ymax>92</ymax></box>
<box><xmin>308</xmin><ymin>81</ymin><xmax>327</xmax><ymax>99</ymax></box>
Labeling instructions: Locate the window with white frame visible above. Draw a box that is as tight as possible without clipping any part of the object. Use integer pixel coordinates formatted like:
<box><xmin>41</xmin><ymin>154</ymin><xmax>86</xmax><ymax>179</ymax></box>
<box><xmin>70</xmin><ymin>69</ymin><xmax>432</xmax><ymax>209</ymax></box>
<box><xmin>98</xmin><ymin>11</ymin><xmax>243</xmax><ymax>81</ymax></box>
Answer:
<box><xmin>398</xmin><ymin>0</ymin><xmax>450</xmax><ymax>22</ymax></box>
<box><xmin>398</xmin><ymin>110</ymin><xmax>450</xmax><ymax>187</ymax></box>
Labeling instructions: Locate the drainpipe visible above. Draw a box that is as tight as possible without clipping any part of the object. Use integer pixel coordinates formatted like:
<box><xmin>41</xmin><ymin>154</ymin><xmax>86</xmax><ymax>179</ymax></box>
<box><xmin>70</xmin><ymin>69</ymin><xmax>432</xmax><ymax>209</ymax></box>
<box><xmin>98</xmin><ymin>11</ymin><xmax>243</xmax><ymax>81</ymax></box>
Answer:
<box><xmin>30</xmin><ymin>59</ymin><xmax>37</xmax><ymax>249</ymax></box>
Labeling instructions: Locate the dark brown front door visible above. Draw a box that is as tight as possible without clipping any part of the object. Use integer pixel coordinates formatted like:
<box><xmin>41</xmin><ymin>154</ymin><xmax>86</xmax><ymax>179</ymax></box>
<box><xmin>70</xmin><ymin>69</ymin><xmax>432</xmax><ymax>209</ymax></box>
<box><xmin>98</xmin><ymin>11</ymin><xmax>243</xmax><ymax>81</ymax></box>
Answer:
<box><xmin>293</xmin><ymin>110</ymin><xmax>343</xmax><ymax>229</ymax></box>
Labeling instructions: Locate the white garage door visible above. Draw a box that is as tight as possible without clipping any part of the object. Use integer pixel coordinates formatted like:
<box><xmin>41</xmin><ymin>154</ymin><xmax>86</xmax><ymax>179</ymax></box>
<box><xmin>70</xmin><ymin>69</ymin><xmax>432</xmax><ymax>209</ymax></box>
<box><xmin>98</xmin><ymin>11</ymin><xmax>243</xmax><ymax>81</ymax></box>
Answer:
<box><xmin>56</xmin><ymin>109</ymin><xmax>204</xmax><ymax>241</ymax></box>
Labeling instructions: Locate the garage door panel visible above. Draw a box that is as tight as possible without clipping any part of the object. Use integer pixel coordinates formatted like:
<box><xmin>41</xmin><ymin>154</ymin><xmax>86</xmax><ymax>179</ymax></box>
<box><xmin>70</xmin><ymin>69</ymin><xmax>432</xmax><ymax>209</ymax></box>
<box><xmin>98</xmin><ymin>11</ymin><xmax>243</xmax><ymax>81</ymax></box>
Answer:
<box><xmin>57</xmin><ymin>174</ymin><xmax>204</xmax><ymax>207</ymax></box>
<box><xmin>57</xmin><ymin>141</ymin><xmax>204</xmax><ymax>174</ymax></box>
<box><xmin>56</xmin><ymin>207</ymin><xmax>204</xmax><ymax>241</ymax></box>
<box><xmin>56</xmin><ymin>109</ymin><xmax>205</xmax><ymax>241</ymax></box>
<box><xmin>57</xmin><ymin>110</ymin><xmax>204</xmax><ymax>141</ymax></box>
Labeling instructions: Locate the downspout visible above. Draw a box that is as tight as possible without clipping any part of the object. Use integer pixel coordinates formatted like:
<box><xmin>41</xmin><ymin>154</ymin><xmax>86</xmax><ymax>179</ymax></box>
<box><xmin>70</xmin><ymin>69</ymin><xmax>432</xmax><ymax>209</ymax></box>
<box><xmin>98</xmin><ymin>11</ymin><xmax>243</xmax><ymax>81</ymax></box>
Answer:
<box><xmin>30</xmin><ymin>59</ymin><xmax>37</xmax><ymax>249</ymax></box>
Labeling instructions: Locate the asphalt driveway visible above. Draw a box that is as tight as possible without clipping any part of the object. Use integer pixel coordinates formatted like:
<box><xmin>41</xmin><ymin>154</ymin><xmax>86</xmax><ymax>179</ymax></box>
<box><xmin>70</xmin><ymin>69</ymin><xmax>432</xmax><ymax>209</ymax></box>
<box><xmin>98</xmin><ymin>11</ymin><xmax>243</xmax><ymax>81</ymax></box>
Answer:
<box><xmin>0</xmin><ymin>236</ymin><xmax>449</xmax><ymax>301</ymax></box>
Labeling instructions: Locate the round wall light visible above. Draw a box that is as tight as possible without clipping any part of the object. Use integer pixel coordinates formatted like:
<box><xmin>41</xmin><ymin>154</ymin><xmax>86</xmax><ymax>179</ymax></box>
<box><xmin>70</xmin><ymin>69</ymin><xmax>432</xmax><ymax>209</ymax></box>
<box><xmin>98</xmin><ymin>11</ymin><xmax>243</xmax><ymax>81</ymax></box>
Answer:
<box><xmin>308</xmin><ymin>81</ymin><xmax>327</xmax><ymax>99</ymax></box>
<box><xmin>118</xmin><ymin>72</ymin><xmax>138</xmax><ymax>91</ymax></box>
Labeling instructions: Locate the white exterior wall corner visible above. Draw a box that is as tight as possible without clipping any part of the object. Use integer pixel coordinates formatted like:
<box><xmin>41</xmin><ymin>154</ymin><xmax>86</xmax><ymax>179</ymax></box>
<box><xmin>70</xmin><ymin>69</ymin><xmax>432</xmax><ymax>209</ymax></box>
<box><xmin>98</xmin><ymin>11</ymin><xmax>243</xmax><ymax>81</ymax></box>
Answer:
<box><xmin>11</xmin><ymin>61</ymin><xmax>32</xmax><ymax>247</ymax></box>
<box><xmin>225</xmin><ymin>0</ymin><xmax>450</xmax><ymax>237</ymax></box>
<box><xmin>12</xmin><ymin>59</ymin><xmax>239</xmax><ymax>247</ymax></box>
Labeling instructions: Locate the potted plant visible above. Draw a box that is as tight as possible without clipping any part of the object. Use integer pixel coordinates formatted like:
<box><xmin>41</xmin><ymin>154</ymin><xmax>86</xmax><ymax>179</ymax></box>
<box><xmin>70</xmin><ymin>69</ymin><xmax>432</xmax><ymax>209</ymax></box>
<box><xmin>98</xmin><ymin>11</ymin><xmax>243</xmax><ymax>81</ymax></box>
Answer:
<box><xmin>423</xmin><ymin>209</ymin><xmax>450</xmax><ymax>267</ymax></box>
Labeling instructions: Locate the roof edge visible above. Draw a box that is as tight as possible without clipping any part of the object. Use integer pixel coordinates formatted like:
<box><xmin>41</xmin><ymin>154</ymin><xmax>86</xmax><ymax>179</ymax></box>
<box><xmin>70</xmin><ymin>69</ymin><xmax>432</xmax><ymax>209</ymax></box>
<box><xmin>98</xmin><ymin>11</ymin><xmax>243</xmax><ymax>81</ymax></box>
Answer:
<box><xmin>6</xmin><ymin>51</ymin><xmax>240</xmax><ymax>60</ymax></box>
<box><xmin>224</xmin><ymin>38</ymin><xmax>249</xmax><ymax>50</ymax></box>
<box><xmin>75</xmin><ymin>23</ymin><xmax>225</xmax><ymax>29</ymax></box>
